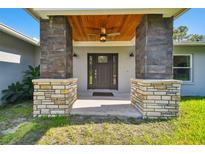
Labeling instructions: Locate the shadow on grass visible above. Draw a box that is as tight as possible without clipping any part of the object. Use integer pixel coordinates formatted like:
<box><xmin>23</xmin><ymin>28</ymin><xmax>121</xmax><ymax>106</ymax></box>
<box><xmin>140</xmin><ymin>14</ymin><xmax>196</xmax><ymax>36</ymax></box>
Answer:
<box><xmin>2</xmin><ymin>114</ymin><xmax>175</xmax><ymax>145</ymax></box>
<box><xmin>181</xmin><ymin>96</ymin><xmax>205</xmax><ymax>101</ymax></box>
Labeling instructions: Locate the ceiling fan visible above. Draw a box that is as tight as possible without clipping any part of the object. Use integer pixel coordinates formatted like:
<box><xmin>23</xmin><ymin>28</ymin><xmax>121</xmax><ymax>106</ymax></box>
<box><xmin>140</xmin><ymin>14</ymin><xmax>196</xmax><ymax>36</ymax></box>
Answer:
<box><xmin>87</xmin><ymin>27</ymin><xmax>120</xmax><ymax>42</ymax></box>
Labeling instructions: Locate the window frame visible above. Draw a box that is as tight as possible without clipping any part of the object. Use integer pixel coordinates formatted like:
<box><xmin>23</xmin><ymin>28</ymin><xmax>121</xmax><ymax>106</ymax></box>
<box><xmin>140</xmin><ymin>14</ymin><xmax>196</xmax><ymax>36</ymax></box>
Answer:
<box><xmin>173</xmin><ymin>54</ymin><xmax>193</xmax><ymax>83</ymax></box>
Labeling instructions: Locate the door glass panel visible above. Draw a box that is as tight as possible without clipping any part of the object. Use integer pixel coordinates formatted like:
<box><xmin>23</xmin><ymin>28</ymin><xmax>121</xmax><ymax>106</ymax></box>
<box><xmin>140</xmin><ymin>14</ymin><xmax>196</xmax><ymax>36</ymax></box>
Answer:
<box><xmin>113</xmin><ymin>55</ymin><xmax>117</xmax><ymax>86</ymax></box>
<box><xmin>98</xmin><ymin>56</ymin><xmax>108</xmax><ymax>63</ymax></box>
<box><xmin>88</xmin><ymin>55</ymin><xmax>93</xmax><ymax>86</ymax></box>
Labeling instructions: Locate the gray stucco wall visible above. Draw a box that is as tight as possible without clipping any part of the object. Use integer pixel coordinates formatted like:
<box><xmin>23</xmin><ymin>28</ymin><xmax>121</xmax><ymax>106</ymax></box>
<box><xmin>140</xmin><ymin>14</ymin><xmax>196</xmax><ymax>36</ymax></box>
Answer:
<box><xmin>174</xmin><ymin>45</ymin><xmax>205</xmax><ymax>96</ymax></box>
<box><xmin>0</xmin><ymin>31</ymin><xmax>38</xmax><ymax>104</ymax></box>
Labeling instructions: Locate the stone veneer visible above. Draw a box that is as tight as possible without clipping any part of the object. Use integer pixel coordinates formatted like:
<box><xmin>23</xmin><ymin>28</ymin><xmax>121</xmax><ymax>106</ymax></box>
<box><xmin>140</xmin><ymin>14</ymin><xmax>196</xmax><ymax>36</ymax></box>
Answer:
<box><xmin>32</xmin><ymin>78</ymin><xmax>77</xmax><ymax>117</ymax></box>
<box><xmin>131</xmin><ymin>79</ymin><xmax>182</xmax><ymax>119</ymax></box>
<box><xmin>135</xmin><ymin>15</ymin><xmax>173</xmax><ymax>79</ymax></box>
<box><xmin>40</xmin><ymin>16</ymin><xmax>73</xmax><ymax>78</ymax></box>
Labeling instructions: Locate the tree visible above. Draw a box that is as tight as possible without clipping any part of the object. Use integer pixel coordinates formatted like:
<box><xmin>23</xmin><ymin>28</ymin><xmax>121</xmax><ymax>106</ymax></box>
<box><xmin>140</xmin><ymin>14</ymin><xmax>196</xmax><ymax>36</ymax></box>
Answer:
<box><xmin>173</xmin><ymin>26</ymin><xmax>189</xmax><ymax>42</ymax></box>
<box><xmin>188</xmin><ymin>34</ymin><xmax>203</xmax><ymax>42</ymax></box>
<box><xmin>173</xmin><ymin>29</ymin><xmax>180</xmax><ymax>42</ymax></box>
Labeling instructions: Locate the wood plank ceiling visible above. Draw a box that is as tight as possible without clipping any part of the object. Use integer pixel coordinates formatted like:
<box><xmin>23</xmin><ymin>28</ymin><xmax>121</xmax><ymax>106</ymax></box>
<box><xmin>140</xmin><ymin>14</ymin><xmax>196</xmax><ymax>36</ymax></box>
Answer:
<box><xmin>67</xmin><ymin>15</ymin><xmax>144</xmax><ymax>41</ymax></box>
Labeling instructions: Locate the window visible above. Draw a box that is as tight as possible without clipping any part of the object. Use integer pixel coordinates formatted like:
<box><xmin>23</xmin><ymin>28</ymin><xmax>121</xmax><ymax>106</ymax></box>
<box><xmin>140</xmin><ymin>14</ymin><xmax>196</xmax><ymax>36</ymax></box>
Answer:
<box><xmin>98</xmin><ymin>56</ymin><xmax>108</xmax><ymax>63</ymax></box>
<box><xmin>0</xmin><ymin>51</ymin><xmax>21</xmax><ymax>64</ymax></box>
<box><xmin>173</xmin><ymin>54</ymin><xmax>192</xmax><ymax>82</ymax></box>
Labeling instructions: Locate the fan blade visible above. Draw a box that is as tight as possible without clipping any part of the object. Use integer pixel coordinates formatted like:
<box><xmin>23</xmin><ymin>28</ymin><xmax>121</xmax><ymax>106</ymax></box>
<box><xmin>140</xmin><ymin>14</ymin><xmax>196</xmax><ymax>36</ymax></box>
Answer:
<box><xmin>106</xmin><ymin>27</ymin><xmax>119</xmax><ymax>33</ymax></box>
<box><xmin>107</xmin><ymin>32</ymin><xmax>120</xmax><ymax>36</ymax></box>
<box><xmin>85</xmin><ymin>27</ymin><xmax>100</xmax><ymax>34</ymax></box>
<box><xmin>85</xmin><ymin>27</ymin><xmax>99</xmax><ymax>30</ymax></box>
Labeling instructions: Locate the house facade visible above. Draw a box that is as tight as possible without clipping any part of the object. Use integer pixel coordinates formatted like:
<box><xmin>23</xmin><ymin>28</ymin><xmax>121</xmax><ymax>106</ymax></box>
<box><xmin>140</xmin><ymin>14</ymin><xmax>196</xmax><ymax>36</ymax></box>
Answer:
<box><xmin>28</xmin><ymin>8</ymin><xmax>187</xmax><ymax>119</ymax></box>
<box><xmin>1</xmin><ymin>8</ymin><xmax>205</xmax><ymax>119</ymax></box>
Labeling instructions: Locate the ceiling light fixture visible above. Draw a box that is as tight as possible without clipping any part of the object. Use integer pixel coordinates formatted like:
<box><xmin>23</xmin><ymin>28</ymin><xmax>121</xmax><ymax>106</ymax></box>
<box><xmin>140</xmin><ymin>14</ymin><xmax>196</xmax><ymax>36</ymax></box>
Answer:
<box><xmin>100</xmin><ymin>33</ymin><xmax>107</xmax><ymax>42</ymax></box>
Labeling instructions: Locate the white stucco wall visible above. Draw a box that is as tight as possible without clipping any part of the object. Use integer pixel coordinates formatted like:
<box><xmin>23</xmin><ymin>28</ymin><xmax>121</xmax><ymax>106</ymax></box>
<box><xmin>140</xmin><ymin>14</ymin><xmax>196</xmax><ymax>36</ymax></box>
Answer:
<box><xmin>73</xmin><ymin>46</ymin><xmax>135</xmax><ymax>93</ymax></box>
<box><xmin>174</xmin><ymin>45</ymin><xmax>205</xmax><ymax>96</ymax></box>
<box><xmin>73</xmin><ymin>45</ymin><xmax>205</xmax><ymax>96</ymax></box>
<box><xmin>0</xmin><ymin>31</ymin><xmax>38</xmax><ymax>104</ymax></box>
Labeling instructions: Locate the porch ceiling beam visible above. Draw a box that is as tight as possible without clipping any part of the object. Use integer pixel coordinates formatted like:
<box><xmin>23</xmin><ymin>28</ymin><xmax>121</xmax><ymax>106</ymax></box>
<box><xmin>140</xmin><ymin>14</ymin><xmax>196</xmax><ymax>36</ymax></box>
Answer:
<box><xmin>72</xmin><ymin>39</ymin><xmax>205</xmax><ymax>47</ymax></box>
<box><xmin>27</xmin><ymin>8</ymin><xmax>188</xmax><ymax>20</ymax></box>
<box><xmin>72</xmin><ymin>36</ymin><xmax>136</xmax><ymax>46</ymax></box>
<box><xmin>73</xmin><ymin>41</ymin><xmax>134</xmax><ymax>46</ymax></box>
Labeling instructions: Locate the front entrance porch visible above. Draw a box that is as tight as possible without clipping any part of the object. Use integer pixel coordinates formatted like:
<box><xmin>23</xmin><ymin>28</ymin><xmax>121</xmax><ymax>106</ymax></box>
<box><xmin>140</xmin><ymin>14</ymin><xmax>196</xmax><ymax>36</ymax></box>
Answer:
<box><xmin>70</xmin><ymin>92</ymin><xmax>142</xmax><ymax>119</ymax></box>
<box><xmin>33</xmin><ymin>12</ymin><xmax>182</xmax><ymax>119</ymax></box>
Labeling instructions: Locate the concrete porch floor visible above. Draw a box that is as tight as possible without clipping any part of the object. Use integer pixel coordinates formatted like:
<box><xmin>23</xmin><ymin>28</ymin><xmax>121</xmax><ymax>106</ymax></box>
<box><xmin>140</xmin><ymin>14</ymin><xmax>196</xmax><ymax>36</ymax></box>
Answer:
<box><xmin>70</xmin><ymin>92</ymin><xmax>142</xmax><ymax>119</ymax></box>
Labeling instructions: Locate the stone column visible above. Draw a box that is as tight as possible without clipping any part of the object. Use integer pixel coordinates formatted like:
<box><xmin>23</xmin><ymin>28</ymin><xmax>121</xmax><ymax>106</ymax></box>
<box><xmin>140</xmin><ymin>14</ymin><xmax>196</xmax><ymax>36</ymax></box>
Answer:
<box><xmin>40</xmin><ymin>16</ymin><xmax>73</xmax><ymax>78</ymax></box>
<box><xmin>131</xmin><ymin>15</ymin><xmax>182</xmax><ymax>119</ymax></box>
<box><xmin>33</xmin><ymin>16</ymin><xmax>77</xmax><ymax>117</ymax></box>
<box><xmin>135</xmin><ymin>14</ymin><xmax>173</xmax><ymax>79</ymax></box>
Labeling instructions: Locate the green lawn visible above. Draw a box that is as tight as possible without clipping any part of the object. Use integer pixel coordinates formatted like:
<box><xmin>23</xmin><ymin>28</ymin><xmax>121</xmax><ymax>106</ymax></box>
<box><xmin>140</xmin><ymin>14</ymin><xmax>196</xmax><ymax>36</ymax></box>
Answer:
<box><xmin>0</xmin><ymin>97</ymin><xmax>205</xmax><ymax>145</ymax></box>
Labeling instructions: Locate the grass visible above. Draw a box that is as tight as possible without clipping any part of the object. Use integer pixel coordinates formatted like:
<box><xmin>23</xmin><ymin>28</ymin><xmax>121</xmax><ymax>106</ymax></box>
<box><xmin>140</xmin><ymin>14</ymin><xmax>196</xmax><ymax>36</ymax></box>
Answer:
<box><xmin>0</xmin><ymin>101</ymin><xmax>33</xmax><ymax>131</ymax></box>
<box><xmin>0</xmin><ymin>97</ymin><xmax>205</xmax><ymax>144</ymax></box>
<box><xmin>0</xmin><ymin>101</ymin><xmax>32</xmax><ymax>122</ymax></box>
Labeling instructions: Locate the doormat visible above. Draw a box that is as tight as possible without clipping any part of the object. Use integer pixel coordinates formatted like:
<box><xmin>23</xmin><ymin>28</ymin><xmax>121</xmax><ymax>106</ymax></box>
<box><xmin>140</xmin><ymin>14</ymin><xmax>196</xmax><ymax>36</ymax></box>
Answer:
<box><xmin>93</xmin><ymin>92</ymin><xmax>114</xmax><ymax>96</ymax></box>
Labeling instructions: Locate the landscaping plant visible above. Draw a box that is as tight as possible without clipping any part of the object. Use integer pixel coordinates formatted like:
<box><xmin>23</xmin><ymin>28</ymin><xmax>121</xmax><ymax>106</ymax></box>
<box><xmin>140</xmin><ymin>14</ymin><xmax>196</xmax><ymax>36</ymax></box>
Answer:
<box><xmin>1</xmin><ymin>82</ymin><xmax>25</xmax><ymax>104</ymax></box>
<box><xmin>1</xmin><ymin>65</ymin><xmax>40</xmax><ymax>105</ymax></box>
<box><xmin>22</xmin><ymin>65</ymin><xmax>40</xmax><ymax>98</ymax></box>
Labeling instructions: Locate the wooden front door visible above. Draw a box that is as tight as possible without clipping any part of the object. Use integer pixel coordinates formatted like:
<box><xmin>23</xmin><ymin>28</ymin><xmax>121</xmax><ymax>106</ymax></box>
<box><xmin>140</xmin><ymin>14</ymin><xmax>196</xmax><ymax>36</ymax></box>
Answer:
<box><xmin>88</xmin><ymin>53</ymin><xmax>118</xmax><ymax>89</ymax></box>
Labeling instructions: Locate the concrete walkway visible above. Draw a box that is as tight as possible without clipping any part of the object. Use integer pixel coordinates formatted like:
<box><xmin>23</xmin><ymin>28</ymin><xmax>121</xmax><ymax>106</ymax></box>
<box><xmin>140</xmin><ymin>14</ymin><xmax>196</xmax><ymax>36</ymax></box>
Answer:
<box><xmin>70</xmin><ymin>94</ymin><xmax>142</xmax><ymax>119</ymax></box>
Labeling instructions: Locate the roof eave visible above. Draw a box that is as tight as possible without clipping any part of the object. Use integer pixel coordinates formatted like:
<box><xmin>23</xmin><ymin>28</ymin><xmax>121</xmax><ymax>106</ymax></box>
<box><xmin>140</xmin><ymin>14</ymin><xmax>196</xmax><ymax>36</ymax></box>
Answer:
<box><xmin>25</xmin><ymin>8</ymin><xmax>189</xmax><ymax>21</ymax></box>
<box><xmin>24</xmin><ymin>8</ymin><xmax>40</xmax><ymax>22</ymax></box>
<box><xmin>0</xmin><ymin>23</ymin><xmax>40</xmax><ymax>46</ymax></box>
<box><xmin>173</xmin><ymin>8</ymin><xmax>190</xmax><ymax>19</ymax></box>
<box><xmin>174</xmin><ymin>42</ymin><xmax>205</xmax><ymax>46</ymax></box>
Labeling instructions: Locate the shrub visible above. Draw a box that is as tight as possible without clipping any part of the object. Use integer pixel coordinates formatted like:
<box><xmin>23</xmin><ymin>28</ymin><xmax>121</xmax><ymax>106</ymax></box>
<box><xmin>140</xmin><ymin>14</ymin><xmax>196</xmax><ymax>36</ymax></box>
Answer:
<box><xmin>22</xmin><ymin>65</ymin><xmax>40</xmax><ymax>99</ymax></box>
<box><xmin>1</xmin><ymin>65</ymin><xmax>40</xmax><ymax>105</ymax></box>
<box><xmin>1</xmin><ymin>82</ymin><xmax>25</xmax><ymax>103</ymax></box>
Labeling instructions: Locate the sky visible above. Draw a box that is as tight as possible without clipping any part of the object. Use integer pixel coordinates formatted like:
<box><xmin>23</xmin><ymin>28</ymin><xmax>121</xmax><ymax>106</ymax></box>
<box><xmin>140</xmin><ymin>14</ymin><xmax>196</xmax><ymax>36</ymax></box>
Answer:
<box><xmin>174</xmin><ymin>8</ymin><xmax>205</xmax><ymax>35</ymax></box>
<box><xmin>0</xmin><ymin>8</ymin><xmax>39</xmax><ymax>40</ymax></box>
<box><xmin>0</xmin><ymin>8</ymin><xmax>205</xmax><ymax>40</ymax></box>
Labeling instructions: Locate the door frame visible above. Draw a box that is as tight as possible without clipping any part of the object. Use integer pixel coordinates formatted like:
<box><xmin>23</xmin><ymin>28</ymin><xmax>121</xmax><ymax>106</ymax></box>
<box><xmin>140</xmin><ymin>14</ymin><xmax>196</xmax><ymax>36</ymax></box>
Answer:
<box><xmin>87</xmin><ymin>53</ymin><xmax>118</xmax><ymax>90</ymax></box>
